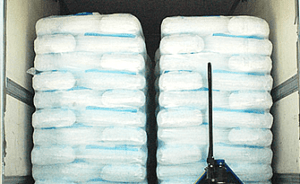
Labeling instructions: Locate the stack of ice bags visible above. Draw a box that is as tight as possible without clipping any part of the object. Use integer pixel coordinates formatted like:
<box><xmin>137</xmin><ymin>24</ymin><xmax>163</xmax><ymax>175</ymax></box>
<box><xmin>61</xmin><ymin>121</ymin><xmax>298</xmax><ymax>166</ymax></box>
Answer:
<box><xmin>31</xmin><ymin>12</ymin><xmax>148</xmax><ymax>184</ymax></box>
<box><xmin>156</xmin><ymin>16</ymin><xmax>273</xmax><ymax>184</ymax></box>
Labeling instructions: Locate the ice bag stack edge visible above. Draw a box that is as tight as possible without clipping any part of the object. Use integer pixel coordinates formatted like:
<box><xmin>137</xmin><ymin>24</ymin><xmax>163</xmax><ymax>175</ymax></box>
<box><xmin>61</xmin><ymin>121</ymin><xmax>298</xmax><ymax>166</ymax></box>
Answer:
<box><xmin>31</xmin><ymin>12</ymin><xmax>148</xmax><ymax>184</ymax></box>
<box><xmin>156</xmin><ymin>16</ymin><xmax>273</xmax><ymax>184</ymax></box>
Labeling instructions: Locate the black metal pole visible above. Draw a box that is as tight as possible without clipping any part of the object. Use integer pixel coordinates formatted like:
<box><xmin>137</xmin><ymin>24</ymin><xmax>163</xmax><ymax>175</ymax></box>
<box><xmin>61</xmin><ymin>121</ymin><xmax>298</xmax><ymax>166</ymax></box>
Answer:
<box><xmin>207</xmin><ymin>62</ymin><xmax>213</xmax><ymax>162</ymax></box>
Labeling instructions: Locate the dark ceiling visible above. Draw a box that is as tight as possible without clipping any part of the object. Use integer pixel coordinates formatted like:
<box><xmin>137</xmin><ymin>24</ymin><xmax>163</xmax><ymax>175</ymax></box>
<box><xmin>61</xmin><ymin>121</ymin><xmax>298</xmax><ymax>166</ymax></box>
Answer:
<box><xmin>60</xmin><ymin>0</ymin><xmax>241</xmax><ymax>58</ymax></box>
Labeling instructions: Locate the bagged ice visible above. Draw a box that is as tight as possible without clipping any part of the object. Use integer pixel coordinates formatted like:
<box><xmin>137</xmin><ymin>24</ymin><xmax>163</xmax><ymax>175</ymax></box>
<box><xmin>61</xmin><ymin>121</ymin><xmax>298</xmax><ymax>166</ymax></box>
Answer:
<box><xmin>77</xmin><ymin>107</ymin><xmax>146</xmax><ymax>127</ymax></box>
<box><xmin>157</xmin><ymin>108</ymin><xmax>203</xmax><ymax>128</ymax></box>
<box><xmin>214</xmin><ymin>145</ymin><xmax>273</xmax><ymax>164</ymax></box>
<box><xmin>161</xmin><ymin>16</ymin><xmax>230</xmax><ymax>37</ymax></box>
<box><xmin>228</xmin><ymin>55</ymin><xmax>272</xmax><ymax>73</ymax></box>
<box><xmin>36</xmin><ymin>13</ymin><xmax>143</xmax><ymax>37</ymax></box>
<box><xmin>158</xmin><ymin>71</ymin><xmax>203</xmax><ymax>91</ymax></box>
<box><xmin>159</xmin><ymin>34</ymin><xmax>204</xmax><ymax>55</ymax></box>
<box><xmin>228</xmin><ymin>16</ymin><xmax>270</xmax><ymax>38</ymax></box>
<box><xmin>34</xmin><ymin>34</ymin><xmax>76</xmax><ymax>54</ymax></box>
<box><xmin>157</xmin><ymin>144</ymin><xmax>203</xmax><ymax>165</ymax></box>
<box><xmin>32</xmin><ymin>108</ymin><xmax>76</xmax><ymax>128</ymax></box>
<box><xmin>33</xmin><ymin>126</ymin><xmax>147</xmax><ymax>146</ymax></box>
<box><xmin>31</xmin><ymin>145</ymin><xmax>75</xmax><ymax>165</ymax></box>
<box><xmin>77</xmin><ymin>145</ymin><xmax>147</xmax><ymax>165</ymax></box>
<box><xmin>32</xmin><ymin>71</ymin><xmax>76</xmax><ymax>91</ymax></box>
<box><xmin>77</xmin><ymin>70</ymin><xmax>146</xmax><ymax>90</ymax></box>
<box><xmin>204</xmin><ymin>35</ymin><xmax>272</xmax><ymax>55</ymax></box>
<box><xmin>34</xmin><ymin>89</ymin><xmax>145</xmax><ymax>109</ymax></box>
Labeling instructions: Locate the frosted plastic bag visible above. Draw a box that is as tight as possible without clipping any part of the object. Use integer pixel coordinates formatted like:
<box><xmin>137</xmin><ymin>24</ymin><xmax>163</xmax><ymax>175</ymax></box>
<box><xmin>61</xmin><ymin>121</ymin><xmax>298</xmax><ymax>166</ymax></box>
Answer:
<box><xmin>214</xmin><ymin>145</ymin><xmax>273</xmax><ymax>164</ymax></box>
<box><xmin>77</xmin><ymin>107</ymin><xmax>146</xmax><ymax>127</ymax></box>
<box><xmin>36</xmin><ymin>13</ymin><xmax>143</xmax><ymax>37</ymax></box>
<box><xmin>159</xmin><ymin>34</ymin><xmax>204</xmax><ymax>55</ymax></box>
<box><xmin>31</xmin><ymin>145</ymin><xmax>75</xmax><ymax>165</ymax></box>
<box><xmin>32</xmin><ymin>71</ymin><xmax>76</xmax><ymax>91</ymax></box>
<box><xmin>228</xmin><ymin>16</ymin><xmax>270</xmax><ymax>38</ymax></box>
<box><xmin>33</xmin><ymin>126</ymin><xmax>147</xmax><ymax>146</ymax></box>
<box><xmin>228</xmin><ymin>55</ymin><xmax>272</xmax><ymax>73</ymax></box>
<box><xmin>229</xmin><ymin>91</ymin><xmax>273</xmax><ymax>110</ymax></box>
<box><xmin>77</xmin><ymin>145</ymin><xmax>147</xmax><ymax>165</ymax></box>
<box><xmin>34</xmin><ymin>34</ymin><xmax>76</xmax><ymax>54</ymax></box>
<box><xmin>204</xmin><ymin>35</ymin><xmax>272</xmax><ymax>55</ymax></box>
<box><xmin>212</xmin><ymin>72</ymin><xmax>273</xmax><ymax>91</ymax></box>
<box><xmin>33</xmin><ymin>163</ymin><xmax>146</xmax><ymax>182</ymax></box>
<box><xmin>157</xmin><ymin>144</ymin><xmax>203</xmax><ymax>165</ymax></box>
<box><xmin>227</xmin><ymin>163</ymin><xmax>273</xmax><ymax>182</ymax></box>
<box><xmin>157</xmin><ymin>108</ymin><xmax>203</xmax><ymax>128</ymax></box>
<box><xmin>156</xmin><ymin>162</ymin><xmax>206</xmax><ymax>180</ymax></box>
<box><xmin>77</xmin><ymin>71</ymin><xmax>146</xmax><ymax>90</ymax></box>
<box><xmin>161</xmin><ymin>16</ymin><xmax>230</xmax><ymax>37</ymax></box>
<box><xmin>75</xmin><ymin>35</ymin><xmax>146</xmax><ymax>54</ymax></box>
<box><xmin>158</xmin><ymin>71</ymin><xmax>203</xmax><ymax>91</ymax></box>
<box><xmin>212</xmin><ymin>110</ymin><xmax>273</xmax><ymax>129</ymax></box>
<box><xmin>32</xmin><ymin>108</ymin><xmax>76</xmax><ymax>128</ymax></box>
<box><xmin>228</xmin><ymin>128</ymin><xmax>273</xmax><ymax>147</ymax></box>
<box><xmin>34</xmin><ymin>89</ymin><xmax>145</xmax><ymax>109</ymax></box>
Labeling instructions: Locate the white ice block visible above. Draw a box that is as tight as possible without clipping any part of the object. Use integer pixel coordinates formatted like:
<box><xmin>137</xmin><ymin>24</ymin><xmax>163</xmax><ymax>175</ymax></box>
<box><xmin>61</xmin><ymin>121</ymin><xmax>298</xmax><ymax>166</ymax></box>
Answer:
<box><xmin>212</xmin><ymin>110</ymin><xmax>273</xmax><ymax>129</ymax></box>
<box><xmin>159</xmin><ymin>177</ymin><xmax>201</xmax><ymax>184</ymax></box>
<box><xmin>227</xmin><ymin>163</ymin><xmax>273</xmax><ymax>182</ymax></box>
<box><xmin>36</xmin><ymin>13</ymin><xmax>143</xmax><ymax>37</ymax></box>
<box><xmin>159</xmin><ymin>34</ymin><xmax>204</xmax><ymax>55</ymax></box>
<box><xmin>75</xmin><ymin>35</ymin><xmax>146</xmax><ymax>54</ymax></box>
<box><xmin>229</xmin><ymin>91</ymin><xmax>273</xmax><ymax>110</ymax></box>
<box><xmin>32</xmin><ymin>109</ymin><xmax>76</xmax><ymax>128</ymax></box>
<box><xmin>77</xmin><ymin>145</ymin><xmax>147</xmax><ymax>165</ymax></box>
<box><xmin>156</xmin><ymin>162</ymin><xmax>206</xmax><ymax>180</ymax></box>
<box><xmin>32</xmin><ymin>71</ymin><xmax>76</xmax><ymax>91</ymax></box>
<box><xmin>228</xmin><ymin>128</ymin><xmax>273</xmax><ymax>147</ymax></box>
<box><xmin>157</xmin><ymin>144</ymin><xmax>203</xmax><ymax>165</ymax></box>
<box><xmin>212</xmin><ymin>72</ymin><xmax>273</xmax><ymax>91</ymax></box>
<box><xmin>31</xmin><ymin>145</ymin><xmax>75</xmax><ymax>165</ymax></box>
<box><xmin>34</xmin><ymin>34</ymin><xmax>76</xmax><ymax>54</ymax></box>
<box><xmin>158</xmin><ymin>71</ymin><xmax>203</xmax><ymax>91</ymax></box>
<box><xmin>204</xmin><ymin>35</ymin><xmax>272</xmax><ymax>55</ymax></box>
<box><xmin>157</xmin><ymin>108</ymin><xmax>203</xmax><ymax>128</ymax></box>
<box><xmin>34</xmin><ymin>53</ymin><xmax>145</xmax><ymax>73</ymax></box>
<box><xmin>161</xmin><ymin>16</ymin><xmax>230</xmax><ymax>37</ymax></box>
<box><xmin>77</xmin><ymin>108</ymin><xmax>146</xmax><ymax>127</ymax></box>
<box><xmin>228</xmin><ymin>16</ymin><xmax>270</xmax><ymax>38</ymax></box>
<box><xmin>77</xmin><ymin>71</ymin><xmax>146</xmax><ymax>90</ymax></box>
<box><xmin>34</xmin><ymin>89</ymin><xmax>145</xmax><ymax>109</ymax></box>
<box><xmin>33</xmin><ymin>126</ymin><xmax>147</xmax><ymax>146</ymax></box>
<box><xmin>33</xmin><ymin>163</ymin><xmax>146</xmax><ymax>182</ymax></box>
<box><xmin>228</xmin><ymin>55</ymin><xmax>272</xmax><ymax>73</ymax></box>
<box><xmin>214</xmin><ymin>145</ymin><xmax>273</xmax><ymax>164</ymax></box>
